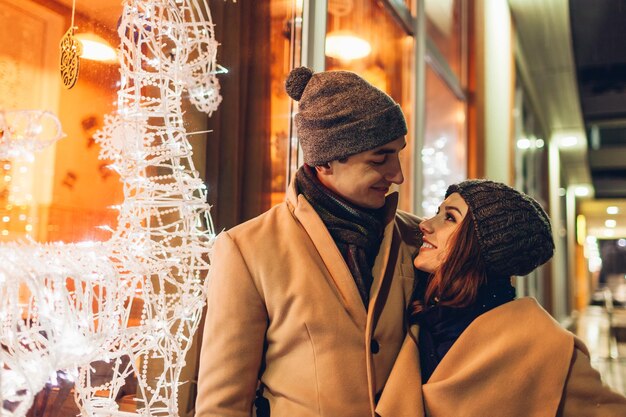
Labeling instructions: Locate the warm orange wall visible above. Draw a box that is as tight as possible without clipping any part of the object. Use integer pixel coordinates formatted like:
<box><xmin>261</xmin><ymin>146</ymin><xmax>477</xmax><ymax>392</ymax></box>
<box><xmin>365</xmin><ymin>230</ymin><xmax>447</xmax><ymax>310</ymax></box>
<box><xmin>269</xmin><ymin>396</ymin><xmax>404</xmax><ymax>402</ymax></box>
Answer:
<box><xmin>48</xmin><ymin>54</ymin><xmax>123</xmax><ymax>242</ymax></box>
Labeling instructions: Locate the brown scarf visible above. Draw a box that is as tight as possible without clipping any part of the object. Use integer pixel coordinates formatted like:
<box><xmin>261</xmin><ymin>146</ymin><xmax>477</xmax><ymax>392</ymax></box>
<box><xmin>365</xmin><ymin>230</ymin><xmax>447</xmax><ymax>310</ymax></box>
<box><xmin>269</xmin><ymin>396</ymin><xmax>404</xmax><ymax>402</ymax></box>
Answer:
<box><xmin>295</xmin><ymin>164</ymin><xmax>385</xmax><ymax>309</ymax></box>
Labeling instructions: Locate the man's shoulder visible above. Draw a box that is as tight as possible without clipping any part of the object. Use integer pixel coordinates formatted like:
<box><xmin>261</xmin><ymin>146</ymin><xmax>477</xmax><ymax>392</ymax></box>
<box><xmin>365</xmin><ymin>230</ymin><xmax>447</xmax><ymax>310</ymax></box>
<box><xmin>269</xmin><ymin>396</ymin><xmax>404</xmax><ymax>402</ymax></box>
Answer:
<box><xmin>393</xmin><ymin>210</ymin><xmax>422</xmax><ymax>247</ymax></box>
<box><xmin>226</xmin><ymin>201</ymin><xmax>293</xmax><ymax>237</ymax></box>
<box><xmin>394</xmin><ymin>210</ymin><xmax>422</xmax><ymax>225</ymax></box>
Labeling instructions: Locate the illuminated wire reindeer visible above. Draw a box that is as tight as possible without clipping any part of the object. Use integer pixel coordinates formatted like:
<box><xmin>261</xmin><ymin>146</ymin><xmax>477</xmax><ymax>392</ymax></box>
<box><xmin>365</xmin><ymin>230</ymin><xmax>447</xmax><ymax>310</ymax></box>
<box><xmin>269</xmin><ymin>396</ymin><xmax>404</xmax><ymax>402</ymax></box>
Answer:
<box><xmin>0</xmin><ymin>1</ymin><xmax>227</xmax><ymax>416</ymax></box>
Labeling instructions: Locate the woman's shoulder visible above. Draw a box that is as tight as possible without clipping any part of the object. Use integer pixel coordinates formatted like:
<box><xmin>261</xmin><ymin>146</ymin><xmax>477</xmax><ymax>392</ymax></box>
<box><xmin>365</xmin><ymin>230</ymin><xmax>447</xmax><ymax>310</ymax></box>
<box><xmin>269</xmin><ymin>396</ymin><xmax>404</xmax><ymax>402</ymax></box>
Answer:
<box><xmin>424</xmin><ymin>298</ymin><xmax>576</xmax><ymax>416</ymax></box>
<box><xmin>468</xmin><ymin>297</ymin><xmax>571</xmax><ymax>341</ymax></box>
<box><xmin>430</xmin><ymin>297</ymin><xmax>575</xmax><ymax>384</ymax></box>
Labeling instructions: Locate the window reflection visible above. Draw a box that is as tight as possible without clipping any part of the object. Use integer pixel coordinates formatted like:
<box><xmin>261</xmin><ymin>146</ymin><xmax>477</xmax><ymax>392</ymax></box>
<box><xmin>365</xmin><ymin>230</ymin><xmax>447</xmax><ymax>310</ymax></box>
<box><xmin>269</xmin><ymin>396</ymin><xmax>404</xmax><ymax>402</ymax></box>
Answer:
<box><xmin>0</xmin><ymin>0</ymin><xmax>123</xmax><ymax>244</ymax></box>
<box><xmin>326</xmin><ymin>0</ymin><xmax>414</xmax><ymax>211</ymax></box>
<box><xmin>422</xmin><ymin>65</ymin><xmax>467</xmax><ymax>216</ymax></box>
<box><xmin>425</xmin><ymin>0</ymin><xmax>466</xmax><ymax>85</ymax></box>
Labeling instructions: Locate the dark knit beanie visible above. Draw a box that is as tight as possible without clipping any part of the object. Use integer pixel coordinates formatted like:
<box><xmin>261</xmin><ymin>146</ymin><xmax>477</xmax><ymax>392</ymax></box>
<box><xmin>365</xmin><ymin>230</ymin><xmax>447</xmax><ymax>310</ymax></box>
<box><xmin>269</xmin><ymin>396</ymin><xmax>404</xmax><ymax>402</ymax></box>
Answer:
<box><xmin>285</xmin><ymin>67</ymin><xmax>408</xmax><ymax>166</ymax></box>
<box><xmin>445</xmin><ymin>179</ymin><xmax>555</xmax><ymax>278</ymax></box>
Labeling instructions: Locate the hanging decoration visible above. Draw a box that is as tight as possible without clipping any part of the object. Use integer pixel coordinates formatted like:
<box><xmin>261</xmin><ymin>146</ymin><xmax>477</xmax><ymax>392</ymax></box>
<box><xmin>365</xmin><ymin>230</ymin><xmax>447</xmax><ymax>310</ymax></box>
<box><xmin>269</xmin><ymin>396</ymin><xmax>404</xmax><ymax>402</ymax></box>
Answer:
<box><xmin>0</xmin><ymin>110</ymin><xmax>64</xmax><ymax>159</ymax></box>
<box><xmin>1</xmin><ymin>0</ymin><xmax>232</xmax><ymax>416</ymax></box>
<box><xmin>59</xmin><ymin>0</ymin><xmax>82</xmax><ymax>89</ymax></box>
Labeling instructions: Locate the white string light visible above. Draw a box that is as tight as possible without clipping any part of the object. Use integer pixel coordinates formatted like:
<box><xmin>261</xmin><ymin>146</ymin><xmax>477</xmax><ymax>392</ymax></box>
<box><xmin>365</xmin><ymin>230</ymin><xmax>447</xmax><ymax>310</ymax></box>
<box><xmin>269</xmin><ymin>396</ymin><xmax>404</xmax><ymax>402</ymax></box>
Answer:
<box><xmin>0</xmin><ymin>1</ymin><xmax>229</xmax><ymax>416</ymax></box>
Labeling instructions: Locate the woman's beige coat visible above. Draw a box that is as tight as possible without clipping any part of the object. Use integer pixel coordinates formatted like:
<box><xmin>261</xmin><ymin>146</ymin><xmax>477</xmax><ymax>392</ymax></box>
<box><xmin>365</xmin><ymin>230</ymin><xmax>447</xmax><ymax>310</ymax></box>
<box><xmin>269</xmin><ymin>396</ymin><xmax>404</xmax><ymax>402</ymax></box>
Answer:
<box><xmin>376</xmin><ymin>297</ymin><xmax>626</xmax><ymax>417</ymax></box>
<box><xmin>195</xmin><ymin>182</ymin><xmax>421</xmax><ymax>417</ymax></box>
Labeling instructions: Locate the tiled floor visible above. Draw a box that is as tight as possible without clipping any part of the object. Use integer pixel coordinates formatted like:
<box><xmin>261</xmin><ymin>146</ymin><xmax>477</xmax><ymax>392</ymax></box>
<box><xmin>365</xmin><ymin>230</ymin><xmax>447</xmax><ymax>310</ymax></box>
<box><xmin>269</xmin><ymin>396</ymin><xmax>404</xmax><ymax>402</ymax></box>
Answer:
<box><xmin>573</xmin><ymin>303</ymin><xmax>626</xmax><ymax>396</ymax></box>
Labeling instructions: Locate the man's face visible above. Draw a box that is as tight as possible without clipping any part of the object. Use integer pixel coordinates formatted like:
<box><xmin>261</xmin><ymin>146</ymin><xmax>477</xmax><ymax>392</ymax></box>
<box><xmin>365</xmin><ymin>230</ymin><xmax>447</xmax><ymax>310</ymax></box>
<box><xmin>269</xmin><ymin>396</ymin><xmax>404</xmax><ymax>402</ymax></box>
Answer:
<box><xmin>316</xmin><ymin>137</ymin><xmax>406</xmax><ymax>209</ymax></box>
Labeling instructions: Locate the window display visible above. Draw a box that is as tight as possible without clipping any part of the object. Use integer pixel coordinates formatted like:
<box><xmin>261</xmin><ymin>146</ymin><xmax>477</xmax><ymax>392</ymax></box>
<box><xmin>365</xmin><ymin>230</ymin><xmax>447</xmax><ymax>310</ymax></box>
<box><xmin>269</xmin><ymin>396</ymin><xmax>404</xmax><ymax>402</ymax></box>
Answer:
<box><xmin>1</xmin><ymin>1</ymin><xmax>225</xmax><ymax>416</ymax></box>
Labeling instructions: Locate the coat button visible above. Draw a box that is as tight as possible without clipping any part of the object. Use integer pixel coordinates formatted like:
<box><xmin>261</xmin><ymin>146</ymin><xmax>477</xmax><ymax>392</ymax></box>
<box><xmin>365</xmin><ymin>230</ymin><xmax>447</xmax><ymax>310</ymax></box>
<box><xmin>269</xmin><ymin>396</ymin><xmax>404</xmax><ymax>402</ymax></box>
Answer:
<box><xmin>371</xmin><ymin>339</ymin><xmax>380</xmax><ymax>354</ymax></box>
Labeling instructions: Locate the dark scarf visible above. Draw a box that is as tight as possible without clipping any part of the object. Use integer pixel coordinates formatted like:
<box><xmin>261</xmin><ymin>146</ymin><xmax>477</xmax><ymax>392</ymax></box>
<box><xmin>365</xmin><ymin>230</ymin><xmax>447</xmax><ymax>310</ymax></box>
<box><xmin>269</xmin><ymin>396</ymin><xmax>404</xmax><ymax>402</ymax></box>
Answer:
<box><xmin>412</xmin><ymin>277</ymin><xmax>516</xmax><ymax>383</ymax></box>
<box><xmin>295</xmin><ymin>164</ymin><xmax>385</xmax><ymax>308</ymax></box>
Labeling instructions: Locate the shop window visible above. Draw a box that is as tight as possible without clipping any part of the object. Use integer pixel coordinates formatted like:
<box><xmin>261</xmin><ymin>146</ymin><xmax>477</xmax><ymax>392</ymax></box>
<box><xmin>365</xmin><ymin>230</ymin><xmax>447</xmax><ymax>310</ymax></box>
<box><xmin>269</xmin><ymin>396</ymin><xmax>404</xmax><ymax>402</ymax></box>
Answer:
<box><xmin>2</xmin><ymin>0</ymin><xmax>130</xmax><ymax>415</ymax></box>
<box><xmin>425</xmin><ymin>0</ymin><xmax>466</xmax><ymax>86</ymax></box>
<box><xmin>1</xmin><ymin>0</ymin><xmax>303</xmax><ymax>416</ymax></box>
<box><xmin>205</xmin><ymin>0</ymin><xmax>302</xmax><ymax>230</ymax></box>
<box><xmin>422</xmin><ymin>65</ymin><xmax>467</xmax><ymax>216</ymax></box>
<box><xmin>325</xmin><ymin>0</ymin><xmax>415</xmax><ymax>211</ymax></box>
<box><xmin>0</xmin><ymin>0</ymin><xmax>123</xmax><ymax>244</ymax></box>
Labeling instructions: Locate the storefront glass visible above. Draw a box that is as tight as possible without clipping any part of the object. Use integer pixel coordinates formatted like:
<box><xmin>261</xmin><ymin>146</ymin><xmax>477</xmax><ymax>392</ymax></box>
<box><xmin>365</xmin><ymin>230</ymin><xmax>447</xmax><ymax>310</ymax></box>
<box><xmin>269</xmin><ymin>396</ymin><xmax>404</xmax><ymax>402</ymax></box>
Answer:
<box><xmin>425</xmin><ymin>0</ymin><xmax>466</xmax><ymax>85</ymax></box>
<box><xmin>1</xmin><ymin>0</ymin><xmax>302</xmax><ymax>415</ymax></box>
<box><xmin>1</xmin><ymin>0</ymin><xmax>123</xmax><ymax>244</ymax></box>
<box><xmin>325</xmin><ymin>0</ymin><xmax>415</xmax><ymax>211</ymax></box>
<box><xmin>422</xmin><ymin>65</ymin><xmax>467</xmax><ymax>216</ymax></box>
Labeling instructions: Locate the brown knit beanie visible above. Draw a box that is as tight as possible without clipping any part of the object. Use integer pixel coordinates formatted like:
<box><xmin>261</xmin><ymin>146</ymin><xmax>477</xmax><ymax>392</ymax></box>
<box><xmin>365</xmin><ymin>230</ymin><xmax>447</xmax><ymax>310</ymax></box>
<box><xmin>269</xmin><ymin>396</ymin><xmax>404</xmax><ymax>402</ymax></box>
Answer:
<box><xmin>285</xmin><ymin>67</ymin><xmax>408</xmax><ymax>166</ymax></box>
<box><xmin>445</xmin><ymin>179</ymin><xmax>554</xmax><ymax>278</ymax></box>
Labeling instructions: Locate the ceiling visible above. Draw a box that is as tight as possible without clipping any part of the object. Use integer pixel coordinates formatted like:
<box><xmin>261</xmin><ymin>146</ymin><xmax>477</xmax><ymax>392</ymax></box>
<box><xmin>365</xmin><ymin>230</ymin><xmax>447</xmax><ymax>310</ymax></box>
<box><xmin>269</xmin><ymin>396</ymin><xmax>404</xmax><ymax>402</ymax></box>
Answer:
<box><xmin>509</xmin><ymin>0</ymin><xmax>626</xmax><ymax>239</ymax></box>
<box><xmin>570</xmin><ymin>0</ymin><xmax>626</xmax><ymax>200</ymax></box>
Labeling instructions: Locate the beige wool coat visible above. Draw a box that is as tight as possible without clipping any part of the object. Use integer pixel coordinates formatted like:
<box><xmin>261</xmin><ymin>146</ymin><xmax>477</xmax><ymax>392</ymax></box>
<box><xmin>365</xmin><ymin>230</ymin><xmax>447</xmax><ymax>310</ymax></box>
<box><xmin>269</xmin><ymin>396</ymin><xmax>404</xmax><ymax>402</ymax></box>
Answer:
<box><xmin>195</xmin><ymin>182</ymin><xmax>421</xmax><ymax>417</ymax></box>
<box><xmin>376</xmin><ymin>297</ymin><xmax>626</xmax><ymax>417</ymax></box>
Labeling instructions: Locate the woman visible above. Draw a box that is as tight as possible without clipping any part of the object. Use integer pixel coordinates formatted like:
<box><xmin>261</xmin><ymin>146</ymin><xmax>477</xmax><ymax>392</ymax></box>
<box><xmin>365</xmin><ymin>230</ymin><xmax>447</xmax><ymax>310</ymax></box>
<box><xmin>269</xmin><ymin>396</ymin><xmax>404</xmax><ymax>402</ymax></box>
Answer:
<box><xmin>376</xmin><ymin>179</ymin><xmax>626</xmax><ymax>417</ymax></box>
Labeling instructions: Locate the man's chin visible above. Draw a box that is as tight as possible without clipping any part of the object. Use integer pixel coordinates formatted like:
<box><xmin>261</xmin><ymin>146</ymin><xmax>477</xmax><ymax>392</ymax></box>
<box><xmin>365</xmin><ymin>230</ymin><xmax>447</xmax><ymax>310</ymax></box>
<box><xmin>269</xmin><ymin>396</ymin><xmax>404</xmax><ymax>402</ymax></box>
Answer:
<box><xmin>362</xmin><ymin>197</ymin><xmax>386</xmax><ymax>210</ymax></box>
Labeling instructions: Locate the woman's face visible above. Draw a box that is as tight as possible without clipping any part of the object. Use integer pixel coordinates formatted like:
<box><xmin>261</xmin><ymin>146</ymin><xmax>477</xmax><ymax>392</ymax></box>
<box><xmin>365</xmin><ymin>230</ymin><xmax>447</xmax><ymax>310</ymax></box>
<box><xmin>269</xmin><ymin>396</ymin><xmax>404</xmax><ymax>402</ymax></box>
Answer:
<box><xmin>413</xmin><ymin>192</ymin><xmax>469</xmax><ymax>273</ymax></box>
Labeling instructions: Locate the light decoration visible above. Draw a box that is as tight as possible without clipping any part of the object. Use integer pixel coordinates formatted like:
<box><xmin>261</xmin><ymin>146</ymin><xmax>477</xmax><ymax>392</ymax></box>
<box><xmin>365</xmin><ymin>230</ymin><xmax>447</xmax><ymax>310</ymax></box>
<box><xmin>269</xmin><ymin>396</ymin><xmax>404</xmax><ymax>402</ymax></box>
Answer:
<box><xmin>0</xmin><ymin>0</ymin><xmax>229</xmax><ymax>416</ymax></box>
<box><xmin>584</xmin><ymin>235</ymin><xmax>602</xmax><ymax>273</ymax></box>
<box><xmin>0</xmin><ymin>110</ymin><xmax>64</xmax><ymax>159</ymax></box>
<box><xmin>421</xmin><ymin>136</ymin><xmax>465</xmax><ymax>217</ymax></box>
<box><xmin>0</xmin><ymin>111</ymin><xmax>63</xmax><ymax>241</ymax></box>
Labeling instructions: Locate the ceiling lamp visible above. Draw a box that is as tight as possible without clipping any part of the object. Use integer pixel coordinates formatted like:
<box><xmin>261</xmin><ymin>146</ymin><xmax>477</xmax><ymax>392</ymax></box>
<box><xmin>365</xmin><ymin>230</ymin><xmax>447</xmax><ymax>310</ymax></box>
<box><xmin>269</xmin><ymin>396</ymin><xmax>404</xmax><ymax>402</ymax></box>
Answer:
<box><xmin>559</xmin><ymin>135</ymin><xmax>579</xmax><ymax>148</ymax></box>
<box><xmin>74</xmin><ymin>33</ymin><xmax>118</xmax><ymax>63</ymax></box>
<box><xmin>325</xmin><ymin>31</ymin><xmax>371</xmax><ymax>61</ymax></box>
<box><xmin>573</xmin><ymin>185</ymin><xmax>591</xmax><ymax>197</ymax></box>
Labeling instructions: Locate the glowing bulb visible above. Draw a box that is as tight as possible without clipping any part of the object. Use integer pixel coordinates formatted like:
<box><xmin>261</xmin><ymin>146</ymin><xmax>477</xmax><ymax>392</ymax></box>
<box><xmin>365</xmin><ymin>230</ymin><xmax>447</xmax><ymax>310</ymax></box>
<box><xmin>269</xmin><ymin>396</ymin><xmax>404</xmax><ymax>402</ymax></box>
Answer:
<box><xmin>75</xmin><ymin>33</ymin><xmax>118</xmax><ymax>63</ymax></box>
<box><xmin>605</xmin><ymin>219</ymin><xmax>617</xmax><ymax>228</ymax></box>
<box><xmin>574</xmin><ymin>186</ymin><xmax>590</xmax><ymax>197</ymax></box>
<box><xmin>325</xmin><ymin>31</ymin><xmax>371</xmax><ymax>61</ymax></box>
<box><xmin>607</xmin><ymin>206</ymin><xmax>619</xmax><ymax>215</ymax></box>
<box><xmin>517</xmin><ymin>138</ymin><xmax>531</xmax><ymax>149</ymax></box>
<box><xmin>559</xmin><ymin>136</ymin><xmax>578</xmax><ymax>148</ymax></box>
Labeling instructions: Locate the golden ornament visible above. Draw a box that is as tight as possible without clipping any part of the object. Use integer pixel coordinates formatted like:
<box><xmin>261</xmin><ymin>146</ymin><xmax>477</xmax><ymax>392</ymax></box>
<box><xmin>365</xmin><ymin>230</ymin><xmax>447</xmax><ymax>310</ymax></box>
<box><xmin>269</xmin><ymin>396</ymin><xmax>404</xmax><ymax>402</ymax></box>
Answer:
<box><xmin>59</xmin><ymin>27</ymin><xmax>82</xmax><ymax>89</ymax></box>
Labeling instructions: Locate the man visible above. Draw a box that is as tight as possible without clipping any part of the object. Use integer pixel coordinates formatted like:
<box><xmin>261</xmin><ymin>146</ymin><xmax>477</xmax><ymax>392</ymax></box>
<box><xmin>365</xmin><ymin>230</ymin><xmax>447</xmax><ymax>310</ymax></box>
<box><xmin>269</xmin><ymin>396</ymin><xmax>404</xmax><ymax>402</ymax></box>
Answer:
<box><xmin>195</xmin><ymin>66</ymin><xmax>421</xmax><ymax>417</ymax></box>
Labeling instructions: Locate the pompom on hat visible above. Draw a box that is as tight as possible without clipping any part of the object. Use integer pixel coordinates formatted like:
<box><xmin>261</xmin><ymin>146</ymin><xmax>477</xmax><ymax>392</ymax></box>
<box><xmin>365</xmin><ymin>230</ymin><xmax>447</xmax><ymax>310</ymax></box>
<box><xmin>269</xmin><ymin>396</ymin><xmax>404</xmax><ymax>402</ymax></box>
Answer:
<box><xmin>285</xmin><ymin>66</ymin><xmax>407</xmax><ymax>166</ymax></box>
<box><xmin>445</xmin><ymin>179</ymin><xmax>555</xmax><ymax>278</ymax></box>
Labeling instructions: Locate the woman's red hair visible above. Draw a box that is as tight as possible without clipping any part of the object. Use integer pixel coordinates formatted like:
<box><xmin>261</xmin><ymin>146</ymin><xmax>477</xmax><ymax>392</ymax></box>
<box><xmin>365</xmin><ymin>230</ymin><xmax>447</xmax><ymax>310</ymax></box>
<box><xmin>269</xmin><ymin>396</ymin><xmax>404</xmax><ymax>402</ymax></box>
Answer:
<box><xmin>412</xmin><ymin>214</ymin><xmax>487</xmax><ymax>315</ymax></box>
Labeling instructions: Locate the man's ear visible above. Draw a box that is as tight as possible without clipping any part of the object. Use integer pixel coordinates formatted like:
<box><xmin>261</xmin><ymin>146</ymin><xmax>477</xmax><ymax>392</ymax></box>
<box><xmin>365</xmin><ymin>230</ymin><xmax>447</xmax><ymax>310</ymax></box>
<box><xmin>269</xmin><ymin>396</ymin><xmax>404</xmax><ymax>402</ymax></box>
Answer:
<box><xmin>315</xmin><ymin>162</ymin><xmax>333</xmax><ymax>176</ymax></box>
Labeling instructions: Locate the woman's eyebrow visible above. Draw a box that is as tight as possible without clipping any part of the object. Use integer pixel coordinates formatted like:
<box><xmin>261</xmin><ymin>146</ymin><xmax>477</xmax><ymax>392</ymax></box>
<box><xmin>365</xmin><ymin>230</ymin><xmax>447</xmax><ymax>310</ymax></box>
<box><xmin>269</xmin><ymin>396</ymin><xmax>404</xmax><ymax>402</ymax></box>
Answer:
<box><xmin>445</xmin><ymin>205</ymin><xmax>463</xmax><ymax>216</ymax></box>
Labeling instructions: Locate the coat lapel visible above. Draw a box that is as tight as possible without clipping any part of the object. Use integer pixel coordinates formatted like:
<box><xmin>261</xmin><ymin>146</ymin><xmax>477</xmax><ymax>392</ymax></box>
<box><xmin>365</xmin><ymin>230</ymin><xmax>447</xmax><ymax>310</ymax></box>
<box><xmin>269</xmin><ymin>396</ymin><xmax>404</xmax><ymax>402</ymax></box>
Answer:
<box><xmin>287</xmin><ymin>181</ymin><xmax>400</xmax><ymax>331</ymax></box>
<box><xmin>368</xmin><ymin>192</ymin><xmax>398</xmax><ymax>313</ymax></box>
<box><xmin>289</xmin><ymin>185</ymin><xmax>367</xmax><ymax>329</ymax></box>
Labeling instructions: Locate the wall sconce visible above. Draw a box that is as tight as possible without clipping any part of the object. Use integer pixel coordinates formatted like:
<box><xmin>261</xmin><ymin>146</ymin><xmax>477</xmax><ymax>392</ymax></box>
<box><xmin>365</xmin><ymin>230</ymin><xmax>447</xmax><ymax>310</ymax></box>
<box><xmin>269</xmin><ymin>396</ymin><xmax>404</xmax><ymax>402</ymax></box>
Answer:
<box><xmin>74</xmin><ymin>33</ymin><xmax>118</xmax><ymax>63</ymax></box>
<box><xmin>325</xmin><ymin>30</ymin><xmax>371</xmax><ymax>61</ymax></box>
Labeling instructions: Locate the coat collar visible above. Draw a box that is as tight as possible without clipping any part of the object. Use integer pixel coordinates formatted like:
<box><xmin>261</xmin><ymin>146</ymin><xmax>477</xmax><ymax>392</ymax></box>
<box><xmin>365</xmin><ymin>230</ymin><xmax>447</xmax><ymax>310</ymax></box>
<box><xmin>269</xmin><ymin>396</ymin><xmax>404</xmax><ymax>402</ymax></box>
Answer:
<box><xmin>377</xmin><ymin>298</ymin><xmax>575</xmax><ymax>417</ymax></box>
<box><xmin>286</xmin><ymin>177</ymin><xmax>399</xmax><ymax>330</ymax></box>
